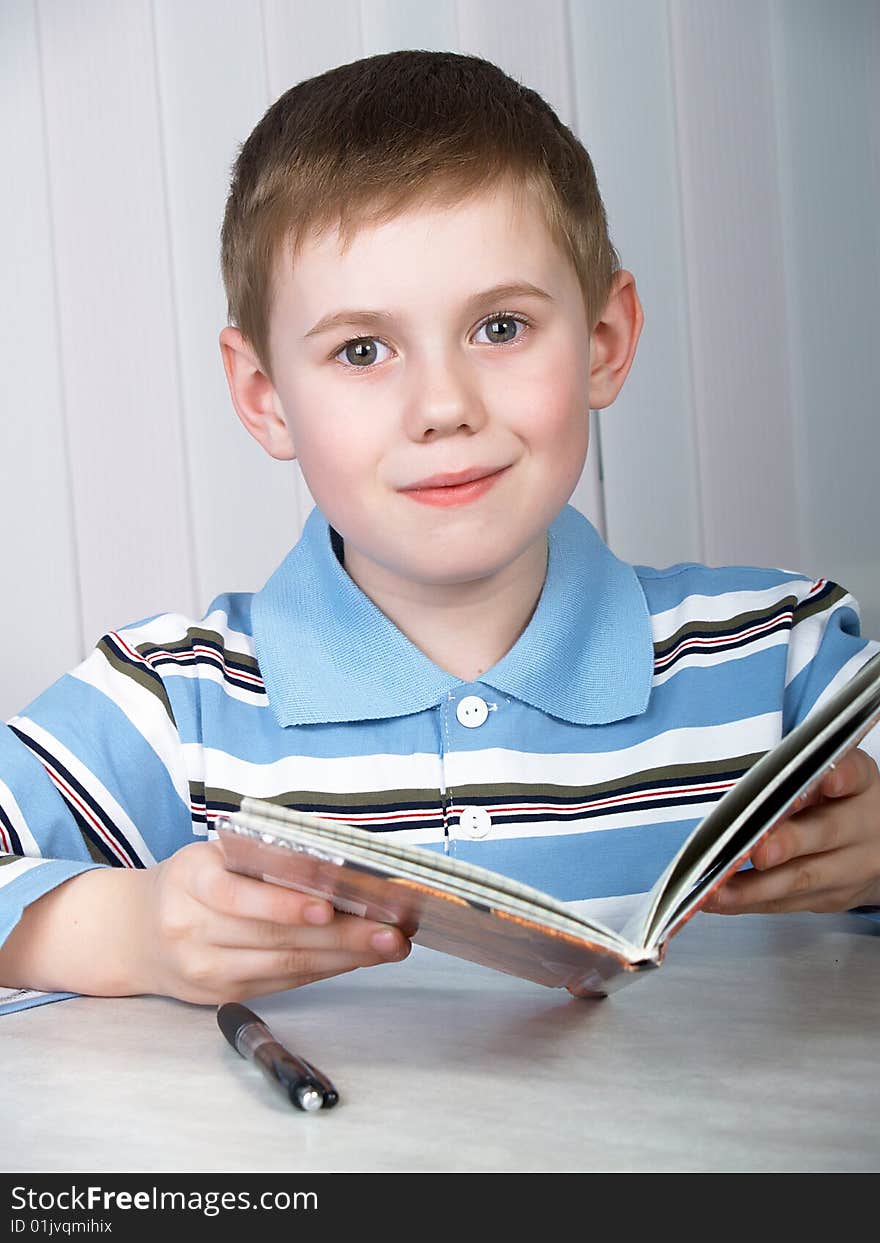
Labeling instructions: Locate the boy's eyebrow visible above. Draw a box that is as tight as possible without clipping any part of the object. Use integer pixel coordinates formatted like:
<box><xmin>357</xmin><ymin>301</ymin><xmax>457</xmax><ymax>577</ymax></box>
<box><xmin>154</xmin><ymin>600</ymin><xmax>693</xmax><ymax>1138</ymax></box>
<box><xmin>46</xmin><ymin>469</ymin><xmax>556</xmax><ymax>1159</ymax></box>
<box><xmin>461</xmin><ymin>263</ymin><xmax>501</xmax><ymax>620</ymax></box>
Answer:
<box><xmin>302</xmin><ymin>281</ymin><xmax>555</xmax><ymax>339</ymax></box>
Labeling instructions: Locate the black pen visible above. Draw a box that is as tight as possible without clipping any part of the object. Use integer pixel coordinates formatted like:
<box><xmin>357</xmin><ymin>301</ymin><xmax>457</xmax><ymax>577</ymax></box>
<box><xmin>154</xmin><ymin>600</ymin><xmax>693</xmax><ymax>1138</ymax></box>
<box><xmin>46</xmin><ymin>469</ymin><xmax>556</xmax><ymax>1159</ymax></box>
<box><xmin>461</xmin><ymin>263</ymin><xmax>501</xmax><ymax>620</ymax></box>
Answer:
<box><xmin>217</xmin><ymin>1003</ymin><xmax>339</xmax><ymax>1112</ymax></box>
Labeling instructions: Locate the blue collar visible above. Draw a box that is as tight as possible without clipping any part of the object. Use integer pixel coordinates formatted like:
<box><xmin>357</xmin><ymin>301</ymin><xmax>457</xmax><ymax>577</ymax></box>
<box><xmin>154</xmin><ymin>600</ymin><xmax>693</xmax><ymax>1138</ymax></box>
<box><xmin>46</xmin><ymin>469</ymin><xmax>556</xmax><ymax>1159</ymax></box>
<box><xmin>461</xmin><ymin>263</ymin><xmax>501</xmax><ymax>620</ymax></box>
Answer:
<box><xmin>252</xmin><ymin>503</ymin><xmax>653</xmax><ymax>727</ymax></box>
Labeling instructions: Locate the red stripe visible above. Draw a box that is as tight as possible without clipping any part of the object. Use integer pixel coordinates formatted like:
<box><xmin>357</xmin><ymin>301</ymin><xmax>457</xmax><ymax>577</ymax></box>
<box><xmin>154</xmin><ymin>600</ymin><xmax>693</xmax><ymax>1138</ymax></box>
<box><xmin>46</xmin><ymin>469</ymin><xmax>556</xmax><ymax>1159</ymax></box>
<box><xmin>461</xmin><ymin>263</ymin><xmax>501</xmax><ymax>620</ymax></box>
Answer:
<box><xmin>41</xmin><ymin>762</ymin><xmax>135</xmax><ymax>867</ymax></box>
<box><xmin>112</xmin><ymin>632</ymin><xmax>264</xmax><ymax>689</ymax></box>
<box><xmin>146</xmin><ymin>644</ymin><xmax>264</xmax><ymax>688</ymax></box>
<box><xmin>448</xmin><ymin>780</ymin><xmax>737</xmax><ymax>818</ymax></box>
<box><xmin>201</xmin><ymin>778</ymin><xmax>736</xmax><ymax>830</ymax></box>
<box><xmin>111</xmin><ymin>631</ymin><xmax>147</xmax><ymax>667</ymax></box>
<box><xmin>657</xmin><ymin>612</ymin><xmax>793</xmax><ymax>669</ymax></box>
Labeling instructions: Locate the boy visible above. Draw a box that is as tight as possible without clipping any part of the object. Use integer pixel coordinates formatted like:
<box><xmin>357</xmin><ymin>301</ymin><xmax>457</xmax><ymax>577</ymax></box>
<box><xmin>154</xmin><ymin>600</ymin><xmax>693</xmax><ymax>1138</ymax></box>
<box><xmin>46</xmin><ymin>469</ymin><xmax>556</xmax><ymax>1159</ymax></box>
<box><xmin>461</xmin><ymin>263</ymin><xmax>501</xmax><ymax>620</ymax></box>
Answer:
<box><xmin>1</xmin><ymin>51</ymin><xmax>878</xmax><ymax>1012</ymax></box>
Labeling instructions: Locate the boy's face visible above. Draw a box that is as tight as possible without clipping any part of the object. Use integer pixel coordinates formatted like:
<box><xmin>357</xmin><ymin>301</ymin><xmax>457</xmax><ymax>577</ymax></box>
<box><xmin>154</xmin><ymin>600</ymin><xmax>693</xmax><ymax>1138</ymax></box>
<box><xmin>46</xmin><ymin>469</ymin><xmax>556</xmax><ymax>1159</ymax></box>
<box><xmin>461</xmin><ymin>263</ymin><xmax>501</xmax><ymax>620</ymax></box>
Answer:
<box><xmin>222</xmin><ymin>180</ymin><xmax>638</xmax><ymax>596</ymax></box>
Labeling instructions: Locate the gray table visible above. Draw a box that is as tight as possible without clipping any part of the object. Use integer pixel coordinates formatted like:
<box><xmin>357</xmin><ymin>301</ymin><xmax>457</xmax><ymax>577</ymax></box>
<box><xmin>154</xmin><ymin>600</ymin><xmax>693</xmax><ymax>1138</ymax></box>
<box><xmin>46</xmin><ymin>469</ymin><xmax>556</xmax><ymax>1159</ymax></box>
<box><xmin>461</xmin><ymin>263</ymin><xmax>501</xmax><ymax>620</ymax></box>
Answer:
<box><xmin>4</xmin><ymin>911</ymin><xmax>878</xmax><ymax>1173</ymax></box>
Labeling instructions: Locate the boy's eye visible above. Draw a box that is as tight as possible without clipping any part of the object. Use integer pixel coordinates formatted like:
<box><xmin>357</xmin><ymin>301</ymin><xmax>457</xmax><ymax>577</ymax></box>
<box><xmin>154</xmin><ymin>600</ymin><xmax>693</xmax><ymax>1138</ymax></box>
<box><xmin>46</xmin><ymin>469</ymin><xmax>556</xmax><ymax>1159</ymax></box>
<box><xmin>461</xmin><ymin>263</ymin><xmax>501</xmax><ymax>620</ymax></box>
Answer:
<box><xmin>476</xmin><ymin>314</ymin><xmax>526</xmax><ymax>346</ymax></box>
<box><xmin>331</xmin><ymin>312</ymin><xmax>531</xmax><ymax>372</ymax></box>
<box><xmin>336</xmin><ymin>337</ymin><xmax>390</xmax><ymax>369</ymax></box>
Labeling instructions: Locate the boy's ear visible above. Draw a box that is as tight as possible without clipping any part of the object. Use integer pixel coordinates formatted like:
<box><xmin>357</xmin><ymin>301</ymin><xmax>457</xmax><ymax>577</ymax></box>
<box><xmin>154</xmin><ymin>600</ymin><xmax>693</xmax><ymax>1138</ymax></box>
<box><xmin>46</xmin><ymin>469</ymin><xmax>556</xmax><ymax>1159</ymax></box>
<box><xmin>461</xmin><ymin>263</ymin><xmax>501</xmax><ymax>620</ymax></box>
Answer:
<box><xmin>588</xmin><ymin>270</ymin><xmax>644</xmax><ymax>411</ymax></box>
<box><xmin>218</xmin><ymin>327</ymin><xmax>296</xmax><ymax>460</ymax></box>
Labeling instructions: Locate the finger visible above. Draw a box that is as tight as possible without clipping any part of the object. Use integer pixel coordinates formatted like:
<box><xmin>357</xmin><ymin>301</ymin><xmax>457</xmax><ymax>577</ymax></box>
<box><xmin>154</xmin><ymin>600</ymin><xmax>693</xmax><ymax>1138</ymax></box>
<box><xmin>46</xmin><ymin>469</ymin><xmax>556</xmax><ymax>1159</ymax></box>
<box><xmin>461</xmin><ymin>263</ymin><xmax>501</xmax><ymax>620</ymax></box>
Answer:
<box><xmin>768</xmin><ymin>749</ymin><xmax>877</xmax><ymax>840</ymax></box>
<box><xmin>761</xmin><ymin>773</ymin><xmax>830</xmax><ymax>844</ymax></box>
<box><xmin>179</xmin><ymin>944</ymin><xmax>410</xmax><ymax>1005</ymax></box>
<box><xmin>192</xmin><ymin>841</ymin><xmax>338</xmax><ymax>926</ymax></box>
<box><xmin>206</xmin><ymin>907</ymin><xmax>411</xmax><ymax>958</ymax></box>
<box><xmin>223</xmin><ymin>949</ymin><xmax>403</xmax><ymax>1002</ymax></box>
<box><xmin>705</xmin><ymin>842</ymin><xmax>870</xmax><ymax>914</ymax></box>
<box><xmin>750</xmin><ymin>799</ymin><xmax>858</xmax><ymax>872</ymax></box>
<box><xmin>818</xmin><ymin>746</ymin><xmax>879</xmax><ymax>799</ymax></box>
<box><xmin>234</xmin><ymin>940</ymin><xmax>412</xmax><ymax>985</ymax></box>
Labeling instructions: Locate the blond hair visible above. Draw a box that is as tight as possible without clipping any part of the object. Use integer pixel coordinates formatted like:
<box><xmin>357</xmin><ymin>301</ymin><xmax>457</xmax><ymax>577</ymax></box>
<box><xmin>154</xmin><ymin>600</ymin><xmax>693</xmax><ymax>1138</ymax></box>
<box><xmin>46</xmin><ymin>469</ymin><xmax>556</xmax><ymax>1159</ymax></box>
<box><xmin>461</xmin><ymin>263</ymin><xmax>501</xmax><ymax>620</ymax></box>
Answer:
<box><xmin>220</xmin><ymin>50</ymin><xmax>620</xmax><ymax>385</ymax></box>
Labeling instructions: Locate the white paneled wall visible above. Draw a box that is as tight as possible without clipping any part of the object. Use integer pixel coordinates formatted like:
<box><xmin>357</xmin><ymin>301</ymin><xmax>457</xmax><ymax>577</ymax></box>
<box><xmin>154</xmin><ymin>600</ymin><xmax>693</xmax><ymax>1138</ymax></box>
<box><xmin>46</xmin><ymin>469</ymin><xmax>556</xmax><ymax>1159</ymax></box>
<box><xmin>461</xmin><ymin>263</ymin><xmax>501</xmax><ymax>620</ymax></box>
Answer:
<box><xmin>770</xmin><ymin>0</ymin><xmax>880</xmax><ymax>629</ymax></box>
<box><xmin>569</xmin><ymin>1</ymin><xmax>704</xmax><ymax>568</ymax></box>
<box><xmin>2</xmin><ymin>0</ymin><xmax>85</xmax><ymax>697</ymax></box>
<box><xmin>1</xmin><ymin>0</ymin><xmax>878</xmax><ymax>721</ymax></box>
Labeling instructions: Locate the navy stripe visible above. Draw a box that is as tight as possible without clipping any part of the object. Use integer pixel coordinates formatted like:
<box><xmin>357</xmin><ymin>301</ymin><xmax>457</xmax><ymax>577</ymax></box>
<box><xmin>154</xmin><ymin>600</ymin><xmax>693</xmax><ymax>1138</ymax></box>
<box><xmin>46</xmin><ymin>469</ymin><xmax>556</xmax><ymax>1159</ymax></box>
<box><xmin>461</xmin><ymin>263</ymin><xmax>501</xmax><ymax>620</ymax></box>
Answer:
<box><xmin>147</xmin><ymin>651</ymin><xmax>262</xmax><ymax>693</ymax></box>
<box><xmin>657</xmin><ymin>616</ymin><xmax>794</xmax><ymax>672</ymax></box>
<box><xmin>99</xmin><ymin>634</ymin><xmax>168</xmax><ymax>691</ymax></box>
<box><xmin>140</xmin><ymin>634</ymin><xmax>258</xmax><ymax>677</ymax></box>
<box><xmin>0</xmin><ymin>804</ymin><xmax>23</xmax><ymax>855</ymax></box>
<box><xmin>7</xmin><ymin>725</ymin><xmax>145</xmax><ymax>869</ymax></box>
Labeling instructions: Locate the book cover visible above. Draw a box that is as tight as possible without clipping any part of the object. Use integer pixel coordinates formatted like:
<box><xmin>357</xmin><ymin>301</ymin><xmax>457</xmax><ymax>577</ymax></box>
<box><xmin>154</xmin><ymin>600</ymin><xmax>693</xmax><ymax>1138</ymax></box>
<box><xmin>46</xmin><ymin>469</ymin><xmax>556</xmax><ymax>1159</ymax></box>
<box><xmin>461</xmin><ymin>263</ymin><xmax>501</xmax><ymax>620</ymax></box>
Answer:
<box><xmin>217</xmin><ymin>651</ymin><xmax>880</xmax><ymax>997</ymax></box>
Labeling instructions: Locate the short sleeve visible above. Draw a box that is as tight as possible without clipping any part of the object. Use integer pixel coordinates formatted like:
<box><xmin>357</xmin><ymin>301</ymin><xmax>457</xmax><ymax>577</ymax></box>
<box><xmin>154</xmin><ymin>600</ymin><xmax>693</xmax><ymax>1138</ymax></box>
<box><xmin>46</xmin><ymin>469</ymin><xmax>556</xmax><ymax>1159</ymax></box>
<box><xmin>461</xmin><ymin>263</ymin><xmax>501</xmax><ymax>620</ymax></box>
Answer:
<box><xmin>0</xmin><ymin>623</ymin><xmax>197</xmax><ymax>1009</ymax></box>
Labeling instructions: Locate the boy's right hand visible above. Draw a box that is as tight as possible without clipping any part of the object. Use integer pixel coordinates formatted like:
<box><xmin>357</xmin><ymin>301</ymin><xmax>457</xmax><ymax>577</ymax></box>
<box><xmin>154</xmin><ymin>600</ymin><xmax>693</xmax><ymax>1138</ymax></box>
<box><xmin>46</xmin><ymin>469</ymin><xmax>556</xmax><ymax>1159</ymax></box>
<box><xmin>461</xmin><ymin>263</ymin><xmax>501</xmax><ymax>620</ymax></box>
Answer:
<box><xmin>137</xmin><ymin>839</ymin><xmax>411</xmax><ymax>1004</ymax></box>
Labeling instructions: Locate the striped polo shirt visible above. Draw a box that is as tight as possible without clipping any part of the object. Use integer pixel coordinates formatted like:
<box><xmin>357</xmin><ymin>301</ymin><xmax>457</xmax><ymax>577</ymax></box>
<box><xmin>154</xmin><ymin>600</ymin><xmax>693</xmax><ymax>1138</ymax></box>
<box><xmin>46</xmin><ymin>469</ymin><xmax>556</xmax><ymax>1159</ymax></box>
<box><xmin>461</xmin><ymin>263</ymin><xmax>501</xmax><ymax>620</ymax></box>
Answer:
<box><xmin>2</xmin><ymin>502</ymin><xmax>878</xmax><ymax>1013</ymax></box>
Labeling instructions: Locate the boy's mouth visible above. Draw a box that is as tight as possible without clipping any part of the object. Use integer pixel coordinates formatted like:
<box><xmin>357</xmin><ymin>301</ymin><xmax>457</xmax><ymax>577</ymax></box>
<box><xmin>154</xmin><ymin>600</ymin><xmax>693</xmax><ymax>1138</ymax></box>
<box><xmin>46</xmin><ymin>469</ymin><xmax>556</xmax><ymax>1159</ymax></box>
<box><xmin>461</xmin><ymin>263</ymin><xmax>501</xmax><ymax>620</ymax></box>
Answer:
<box><xmin>399</xmin><ymin>465</ymin><xmax>510</xmax><ymax>508</ymax></box>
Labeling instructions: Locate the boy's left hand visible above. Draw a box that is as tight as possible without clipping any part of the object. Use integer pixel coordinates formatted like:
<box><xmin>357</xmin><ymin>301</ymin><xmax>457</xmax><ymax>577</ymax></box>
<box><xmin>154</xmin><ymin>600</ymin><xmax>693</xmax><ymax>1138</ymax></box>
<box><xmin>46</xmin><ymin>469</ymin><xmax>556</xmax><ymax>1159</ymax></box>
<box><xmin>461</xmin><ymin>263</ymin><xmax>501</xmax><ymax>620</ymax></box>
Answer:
<box><xmin>703</xmin><ymin>746</ymin><xmax>880</xmax><ymax>914</ymax></box>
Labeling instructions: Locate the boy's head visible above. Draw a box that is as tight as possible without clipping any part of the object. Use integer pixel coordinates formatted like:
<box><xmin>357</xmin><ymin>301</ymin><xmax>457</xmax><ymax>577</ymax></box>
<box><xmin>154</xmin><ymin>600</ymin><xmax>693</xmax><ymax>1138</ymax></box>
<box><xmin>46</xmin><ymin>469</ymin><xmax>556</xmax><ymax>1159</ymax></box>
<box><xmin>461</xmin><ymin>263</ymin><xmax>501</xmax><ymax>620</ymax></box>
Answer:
<box><xmin>218</xmin><ymin>50</ymin><xmax>642</xmax><ymax>593</ymax></box>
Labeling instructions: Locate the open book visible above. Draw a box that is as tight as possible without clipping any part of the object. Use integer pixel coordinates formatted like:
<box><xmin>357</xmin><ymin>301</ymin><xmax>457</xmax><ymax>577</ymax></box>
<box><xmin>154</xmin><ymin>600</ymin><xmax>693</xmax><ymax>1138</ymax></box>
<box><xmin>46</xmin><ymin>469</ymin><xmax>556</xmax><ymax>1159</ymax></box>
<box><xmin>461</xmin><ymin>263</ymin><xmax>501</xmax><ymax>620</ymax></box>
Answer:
<box><xmin>216</xmin><ymin>652</ymin><xmax>880</xmax><ymax>997</ymax></box>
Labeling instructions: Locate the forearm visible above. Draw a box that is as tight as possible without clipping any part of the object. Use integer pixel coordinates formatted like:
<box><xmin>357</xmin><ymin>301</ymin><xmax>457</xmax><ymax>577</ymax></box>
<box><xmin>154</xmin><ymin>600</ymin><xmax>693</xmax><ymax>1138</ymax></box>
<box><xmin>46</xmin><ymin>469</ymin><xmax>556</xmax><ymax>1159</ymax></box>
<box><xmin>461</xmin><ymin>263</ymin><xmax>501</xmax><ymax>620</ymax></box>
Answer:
<box><xmin>0</xmin><ymin>867</ymin><xmax>154</xmax><ymax>998</ymax></box>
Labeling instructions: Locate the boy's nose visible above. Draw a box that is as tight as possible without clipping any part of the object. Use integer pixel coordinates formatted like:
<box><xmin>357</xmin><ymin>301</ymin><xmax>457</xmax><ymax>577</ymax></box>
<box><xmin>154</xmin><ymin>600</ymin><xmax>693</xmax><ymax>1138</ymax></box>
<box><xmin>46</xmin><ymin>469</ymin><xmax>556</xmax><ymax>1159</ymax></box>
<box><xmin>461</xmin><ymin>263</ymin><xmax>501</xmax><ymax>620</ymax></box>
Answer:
<box><xmin>404</xmin><ymin>385</ymin><xmax>489</xmax><ymax>441</ymax></box>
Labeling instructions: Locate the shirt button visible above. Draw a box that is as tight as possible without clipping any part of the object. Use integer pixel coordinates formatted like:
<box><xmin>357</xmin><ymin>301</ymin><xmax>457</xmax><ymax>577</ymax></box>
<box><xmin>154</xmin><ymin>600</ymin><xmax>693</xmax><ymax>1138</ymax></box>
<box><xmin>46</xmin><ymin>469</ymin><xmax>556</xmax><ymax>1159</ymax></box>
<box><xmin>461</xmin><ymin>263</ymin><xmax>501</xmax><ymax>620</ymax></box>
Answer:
<box><xmin>460</xmin><ymin>806</ymin><xmax>492</xmax><ymax>839</ymax></box>
<box><xmin>456</xmin><ymin>695</ymin><xmax>489</xmax><ymax>728</ymax></box>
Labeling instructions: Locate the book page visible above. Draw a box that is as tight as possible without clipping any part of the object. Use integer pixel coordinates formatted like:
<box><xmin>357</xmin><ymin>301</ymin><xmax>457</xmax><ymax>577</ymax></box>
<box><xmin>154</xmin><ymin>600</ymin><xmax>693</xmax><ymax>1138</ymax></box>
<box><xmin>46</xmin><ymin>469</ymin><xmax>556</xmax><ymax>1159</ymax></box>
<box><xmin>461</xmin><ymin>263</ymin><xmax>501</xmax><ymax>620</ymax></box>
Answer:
<box><xmin>630</xmin><ymin>651</ymin><xmax>880</xmax><ymax>950</ymax></box>
<box><xmin>567</xmin><ymin>892</ymin><xmax>650</xmax><ymax>934</ymax></box>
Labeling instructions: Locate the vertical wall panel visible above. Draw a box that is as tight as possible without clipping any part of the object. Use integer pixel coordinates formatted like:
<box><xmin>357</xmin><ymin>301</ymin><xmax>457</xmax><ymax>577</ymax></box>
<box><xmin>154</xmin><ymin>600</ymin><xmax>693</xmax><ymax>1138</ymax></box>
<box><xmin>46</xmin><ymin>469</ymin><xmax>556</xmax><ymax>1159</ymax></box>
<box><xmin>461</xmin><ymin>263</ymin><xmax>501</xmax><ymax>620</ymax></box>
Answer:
<box><xmin>35</xmin><ymin>0</ymin><xmax>198</xmax><ymax>643</ymax></box>
<box><xmin>263</xmin><ymin>0</ymin><xmax>364</xmax><ymax>89</ymax></box>
<box><xmin>770</xmin><ymin>0</ymin><xmax>880</xmax><ymax>636</ymax></box>
<box><xmin>568</xmin><ymin>0</ymin><xmax>703</xmax><ymax>569</ymax></box>
<box><xmin>359</xmin><ymin>0</ymin><xmax>457</xmax><ymax>51</ymax></box>
<box><xmin>152</xmin><ymin>0</ymin><xmax>306</xmax><ymax>610</ymax></box>
<box><xmin>0</xmin><ymin>0</ymin><xmax>83</xmax><ymax>719</ymax></box>
<box><xmin>668</xmin><ymin>0</ymin><xmax>801</xmax><ymax>572</ymax></box>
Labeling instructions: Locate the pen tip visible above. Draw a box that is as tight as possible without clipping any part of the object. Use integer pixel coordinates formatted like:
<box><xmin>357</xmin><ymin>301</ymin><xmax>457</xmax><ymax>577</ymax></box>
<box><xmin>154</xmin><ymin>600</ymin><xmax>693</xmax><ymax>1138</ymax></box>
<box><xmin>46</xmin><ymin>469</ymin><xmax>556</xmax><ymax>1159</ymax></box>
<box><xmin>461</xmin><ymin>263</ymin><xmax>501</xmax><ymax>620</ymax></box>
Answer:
<box><xmin>295</xmin><ymin>1085</ymin><xmax>324</xmax><ymax>1112</ymax></box>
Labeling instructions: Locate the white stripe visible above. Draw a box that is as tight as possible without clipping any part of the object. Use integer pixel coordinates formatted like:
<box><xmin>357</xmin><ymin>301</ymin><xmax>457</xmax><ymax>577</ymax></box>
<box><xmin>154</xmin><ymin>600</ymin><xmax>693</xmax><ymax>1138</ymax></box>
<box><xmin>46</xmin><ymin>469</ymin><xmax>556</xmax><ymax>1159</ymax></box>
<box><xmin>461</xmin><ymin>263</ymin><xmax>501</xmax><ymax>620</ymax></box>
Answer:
<box><xmin>655</xmin><ymin>610</ymin><xmax>793</xmax><ymax>669</ymax></box>
<box><xmin>443</xmin><ymin>717</ymin><xmax>781</xmax><ymax>788</ymax></box>
<box><xmin>188</xmin><ymin>717</ymin><xmax>781</xmax><ymax>800</ymax></box>
<box><xmin>807</xmin><ymin>646</ymin><xmax>880</xmax><ymax>715</ymax></box>
<box><xmin>649</xmin><ymin>576</ymin><xmax>814</xmax><ymax>640</ymax></box>
<box><xmin>376</xmin><ymin>798</ymin><xmax>709</xmax><ymax>847</ymax></box>
<box><xmin>190</xmin><ymin>745</ymin><xmax>446</xmax><ymax>796</ymax></box>
<box><xmin>785</xmin><ymin>590</ymin><xmax>858</xmax><ymax>685</ymax></box>
<box><xmin>70</xmin><ymin>647</ymin><xmax>191</xmax><ymax>811</ymax></box>
<box><xmin>139</xmin><ymin>658</ymin><xmax>266</xmax><ymax>707</ymax></box>
<box><xmin>652</xmin><ymin>628</ymin><xmax>790</xmax><ymax>687</ymax></box>
<box><xmin>118</xmin><ymin>607</ymin><xmax>255</xmax><ymax>656</ymax></box>
<box><xmin>0</xmin><ymin>777</ymin><xmax>42</xmax><ymax>856</ymax></box>
<box><xmin>0</xmin><ymin>856</ymin><xmax>48</xmax><ymax>886</ymax></box>
<box><xmin>150</xmin><ymin>646</ymin><xmax>263</xmax><ymax>686</ymax></box>
<box><xmin>8</xmin><ymin>718</ymin><xmax>157</xmax><ymax>866</ymax></box>
<box><xmin>803</xmin><ymin>646</ymin><xmax>880</xmax><ymax>769</ymax></box>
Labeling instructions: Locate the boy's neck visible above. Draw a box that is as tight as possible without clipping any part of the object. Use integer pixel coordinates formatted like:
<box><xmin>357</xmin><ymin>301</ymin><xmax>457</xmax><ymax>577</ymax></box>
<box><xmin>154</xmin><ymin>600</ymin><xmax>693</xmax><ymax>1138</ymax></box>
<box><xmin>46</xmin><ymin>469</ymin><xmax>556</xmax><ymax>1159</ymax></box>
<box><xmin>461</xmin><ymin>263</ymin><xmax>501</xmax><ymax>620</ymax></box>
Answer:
<box><xmin>340</xmin><ymin>535</ymin><xmax>549</xmax><ymax>683</ymax></box>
